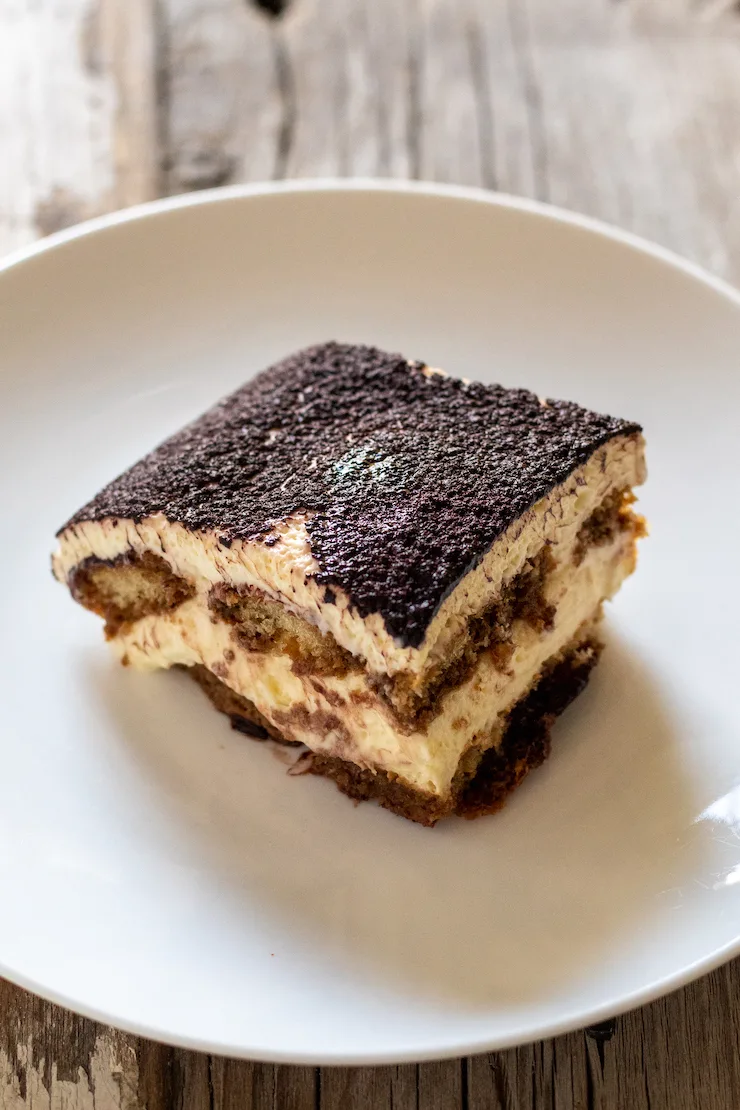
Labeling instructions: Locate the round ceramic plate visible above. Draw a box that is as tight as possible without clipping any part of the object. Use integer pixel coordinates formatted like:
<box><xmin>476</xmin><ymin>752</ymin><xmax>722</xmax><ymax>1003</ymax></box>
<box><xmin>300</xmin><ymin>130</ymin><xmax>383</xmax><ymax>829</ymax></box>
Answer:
<box><xmin>1</xmin><ymin>181</ymin><xmax>739</xmax><ymax>1065</ymax></box>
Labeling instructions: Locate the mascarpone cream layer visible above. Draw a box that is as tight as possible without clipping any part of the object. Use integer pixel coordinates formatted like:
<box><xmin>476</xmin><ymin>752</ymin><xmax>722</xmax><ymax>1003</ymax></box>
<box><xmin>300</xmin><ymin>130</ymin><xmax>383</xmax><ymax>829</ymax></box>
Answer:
<box><xmin>53</xmin><ymin>433</ymin><xmax>644</xmax><ymax>680</ymax></box>
<box><xmin>111</xmin><ymin>529</ymin><xmax>636</xmax><ymax>796</ymax></box>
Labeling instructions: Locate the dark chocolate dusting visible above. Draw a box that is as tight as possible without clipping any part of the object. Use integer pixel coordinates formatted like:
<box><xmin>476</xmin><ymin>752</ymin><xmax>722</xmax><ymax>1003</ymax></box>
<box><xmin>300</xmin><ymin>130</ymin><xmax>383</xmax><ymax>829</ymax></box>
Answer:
<box><xmin>61</xmin><ymin>343</ymin><xmax>641</xmax><ymax>648</ymax></box>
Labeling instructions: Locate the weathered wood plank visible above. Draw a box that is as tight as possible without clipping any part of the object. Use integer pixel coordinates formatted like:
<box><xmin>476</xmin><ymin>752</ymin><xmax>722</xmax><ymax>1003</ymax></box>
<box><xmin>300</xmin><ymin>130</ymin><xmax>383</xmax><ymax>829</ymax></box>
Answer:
<box><xmin>163</xmin><ymin>0</ymin><xmax>278</xmax><ymax>191</ymax></box>
<box><xmin>2</xmin><ymin>965</ymin><xmax>740</xmax><ymax>1110</ymax></box>
<box><xmin>156</xmin><ymin>0</ymin><xmax>740</xmax><ymax>283</ymax></box>
<box><xmin>318</xmin><ymin>1064</ymin><xmax>423</xmax><ymax>1110</ymax></box>
<box><xmin>0</xmin><ymin>979</ymin><xmax>140</xmax><ymax>1109</ymax></box>
<box><xmin>465</xmin><ymin>966</ymin><xmax>740</xmax><ymax>1110</ymax></box>
<box><xmin>520</xmin><ymin>2</ymin><xmax>740</xmax><ymax>281</ymax></box>
<box><xmin>0</xmin><ymin>0</ymin><xmax>158</xmax><ymax>254</ymax></box>
<box><xmin>3</xmin><ymin>958</ymin><xmax>740</xmax><ymax>1107</ymax></box>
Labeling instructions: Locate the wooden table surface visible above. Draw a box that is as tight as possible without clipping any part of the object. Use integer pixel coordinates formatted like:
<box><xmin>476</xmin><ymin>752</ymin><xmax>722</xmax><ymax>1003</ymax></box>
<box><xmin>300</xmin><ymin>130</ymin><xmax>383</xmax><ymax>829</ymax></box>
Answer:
<box><xmin>3</xmin><ymin>0</ymin><xmax>740</xmax><ymax>1106</ymax></box>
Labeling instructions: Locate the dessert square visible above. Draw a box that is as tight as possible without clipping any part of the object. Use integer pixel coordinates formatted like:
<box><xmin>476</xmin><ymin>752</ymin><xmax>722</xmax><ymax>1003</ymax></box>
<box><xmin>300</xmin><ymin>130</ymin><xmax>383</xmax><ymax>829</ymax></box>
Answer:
<box><xmin>53</xmin><ymin>342</ymin><xmax>646</xmax><ymax>825</ymax></box>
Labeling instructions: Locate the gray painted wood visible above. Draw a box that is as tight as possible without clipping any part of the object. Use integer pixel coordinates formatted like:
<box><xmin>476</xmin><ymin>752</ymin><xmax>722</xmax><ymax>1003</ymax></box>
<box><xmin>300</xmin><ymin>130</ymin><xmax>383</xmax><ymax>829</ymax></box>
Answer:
<box><xmin>2</xmin><ymin>0</ymin><xmax>740</xmax><ymax>1105</ymax></box>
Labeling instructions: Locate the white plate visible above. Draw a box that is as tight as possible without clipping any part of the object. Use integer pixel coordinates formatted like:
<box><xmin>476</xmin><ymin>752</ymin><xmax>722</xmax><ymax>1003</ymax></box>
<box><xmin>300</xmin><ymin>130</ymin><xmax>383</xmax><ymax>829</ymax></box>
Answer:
<box><xmin>1</xmin><ymin>181</ymin><xmax>739</xmax><ymax>1065</ymax></box>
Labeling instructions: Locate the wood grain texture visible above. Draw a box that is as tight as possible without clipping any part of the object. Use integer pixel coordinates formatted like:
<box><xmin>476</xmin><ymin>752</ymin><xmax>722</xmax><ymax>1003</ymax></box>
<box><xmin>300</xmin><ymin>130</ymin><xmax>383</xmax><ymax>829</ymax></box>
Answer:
<box><xmin>2</xmin><ymin>0</ymin><xmax>740</xmax><ymax>1107</ymax></box>
<box><xmin>0</xmin><ymin>0</ymin><xmax>158</xmax><ymax>251</ymax></box>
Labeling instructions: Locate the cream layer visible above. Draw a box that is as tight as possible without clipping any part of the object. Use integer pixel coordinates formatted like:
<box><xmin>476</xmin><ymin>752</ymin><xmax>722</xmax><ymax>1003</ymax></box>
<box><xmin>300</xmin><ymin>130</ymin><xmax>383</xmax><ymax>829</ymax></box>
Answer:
<box><xmin>53</xmin><ymin>433</ymin><xmax>645</xmax><ymax>681</ymax></box>
<box><xmin>110</xmin><ymin>531</ymin><xmax>635</xmax><ymax>796</ymax></box>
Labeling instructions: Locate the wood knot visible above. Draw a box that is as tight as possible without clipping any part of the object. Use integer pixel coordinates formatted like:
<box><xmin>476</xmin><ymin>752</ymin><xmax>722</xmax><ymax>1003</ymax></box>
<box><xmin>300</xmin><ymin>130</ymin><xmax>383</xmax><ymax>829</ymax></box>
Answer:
<box><xmin>585</xmin><ymin>1018</ymin><xmax>617</xmax><ymax>1044</ymax></box>
<box><xmin>35</xmin><ymin>186</ymin><xmax>87</xmax><ymax>237</ymax></box>
<box><xmin>172</xmin><ymin>148</ymin><xmax>235</xmax><ymax>192</ymax></box>
<box><xmin>249</xmin><ymin>0</ymin><xmax>292</xmax><ymax>18</ymax></box>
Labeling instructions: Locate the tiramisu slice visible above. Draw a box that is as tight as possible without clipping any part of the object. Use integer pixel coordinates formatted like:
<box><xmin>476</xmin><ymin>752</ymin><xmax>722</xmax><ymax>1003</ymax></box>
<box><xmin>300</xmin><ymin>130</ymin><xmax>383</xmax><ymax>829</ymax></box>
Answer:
<box><xmin>53</xmin><ymin>343</ymin><xmax>646</xmax><ymax>826</ymax></box>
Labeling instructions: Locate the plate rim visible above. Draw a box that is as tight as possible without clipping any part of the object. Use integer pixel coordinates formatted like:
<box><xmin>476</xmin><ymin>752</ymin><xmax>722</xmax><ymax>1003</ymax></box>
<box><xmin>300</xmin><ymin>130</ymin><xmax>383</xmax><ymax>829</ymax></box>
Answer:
<box><xmin>3</xmin><ymin>178</ymin><xmax>740</xmax><ymax>1065</ymax></box>
<box><xmin>3</xmin><ymin>176</ymin><xmax>740</xmax><ymax>314</ymax></box>
<box><xmin>4</xmin><ymin>936</ymin><xmax>740</xmax><ymax>1065</ymax></box>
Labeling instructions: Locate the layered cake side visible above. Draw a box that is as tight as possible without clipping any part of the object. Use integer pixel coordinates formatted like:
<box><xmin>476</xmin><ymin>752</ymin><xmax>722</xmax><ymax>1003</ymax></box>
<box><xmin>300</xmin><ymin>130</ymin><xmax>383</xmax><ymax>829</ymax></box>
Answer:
<box><xmin>52</xmin><ymin>342</ymin><xmax>646</xmax><ymax>825</ymax></box>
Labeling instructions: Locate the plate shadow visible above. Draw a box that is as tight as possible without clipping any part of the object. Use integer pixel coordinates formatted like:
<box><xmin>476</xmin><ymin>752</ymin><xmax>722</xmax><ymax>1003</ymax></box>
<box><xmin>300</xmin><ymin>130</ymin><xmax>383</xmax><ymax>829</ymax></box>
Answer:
<box><xmin>90</xmin><ymin>625</ymin><xmax>702</xmax><ymax>1012</ymax></box>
